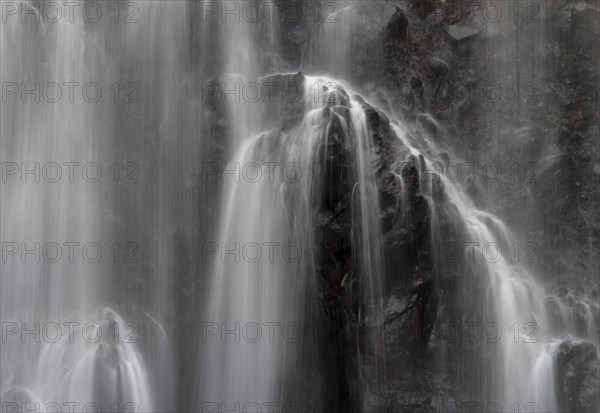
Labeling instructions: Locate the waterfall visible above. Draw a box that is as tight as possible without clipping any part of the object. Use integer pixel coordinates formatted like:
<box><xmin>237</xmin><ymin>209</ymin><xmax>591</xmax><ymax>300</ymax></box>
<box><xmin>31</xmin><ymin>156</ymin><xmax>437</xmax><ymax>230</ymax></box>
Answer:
<box><xmin>196</xmin><ymin>1</ymin><xmax>598</xmax><ymax>411</ymax></box>
<box><xmin>197</xmin><ymin>74</ymin><xmax>390</xmax><ymax>411</ymax></box>
<box><xmin>2</xmin><ymin>1</ymin><xmax>598</xmax><ymax>412</ymax></box>
<box><xmin>0</xmin><ymin>5</ymin><xmax>155</xmax><ymax>410</ymax></box>
<box><xmin>0</xmin><ymin>2</ymin><xmax>184</xmax><ymax>411</ymax></box>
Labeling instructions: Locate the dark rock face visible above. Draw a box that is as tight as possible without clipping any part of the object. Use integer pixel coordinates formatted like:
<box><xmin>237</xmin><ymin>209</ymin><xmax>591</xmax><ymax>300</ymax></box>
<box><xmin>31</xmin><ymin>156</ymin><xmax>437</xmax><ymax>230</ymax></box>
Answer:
<box><xmin>554</xmin><ymin>340</ymin><xmax>600</xmax><ymax>413</ymax></box>
<box><xmin>316</xmin><ymin>104</ymin><xmax>355</xmax><ymax>298</ymax></box>
<box><xmin>305</xmin><ymin>80</ymin><xmax>491</xmax><ymax>410</ymax></box>
<box><xmin>411</xmin><ymin>0</ymin><xmax>437</xmax><ymax>19</ymax></box>
<box><xmin>386</xmin><ymin>8</ymin><xmax>409</xmax><ymax>42</ymax></box>
<box><xmin>303</xmin><ymin>83</ymin><xmax>454</xmax><ymax>411</ymax></box>
<box><xmin>309</xmin><ymin>88</ymin><xmax>367</xmax><ymax>412</ymax></box>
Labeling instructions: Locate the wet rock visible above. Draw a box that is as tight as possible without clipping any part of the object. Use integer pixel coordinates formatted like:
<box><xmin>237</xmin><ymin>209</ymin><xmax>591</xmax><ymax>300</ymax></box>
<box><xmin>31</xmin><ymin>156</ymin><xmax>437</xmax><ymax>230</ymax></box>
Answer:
<box><xmin>411</xmin><ymin>0</ymin><xmax>436</xmax><ymax>19</ymax></box>
<box><xmin>446</xmin><ymin>24</ymin><xmax>480</xmax><ymax>42</ymax></box>
<box><xmin>401</xmin><ymin>155</ymin><xmax>421</xmax><ymax>196</ymax></box>
<box><xmin>384</xmin><ymin>279</ymin><xmax>435</xmax><ymax>342</ymax></box>
<box><xmin>379</xmin><ymin>171</ymin><xmax>402</xmax><ymax>232</ymax></box>
<box><xmin>562</xmin><ymin>2</ymin><xmax>600</xmax><ymax>45</ymax></box>
<box><xmin>428</xmin><ymin>57</ymin><xmax>449</xmax><ymax>78</ymax></box>
<box><xmin>554</xmin><ymin>340</ymin><xmax>600</xmax><ymax>413</ymax></box>
<box><xmin>409</xmin><ymin>279</ymin><xmax>436</xmax><ymax>341</ymax></box>
<box><xmin>323</xmin><ymin>85</ymin><xmax>350</xmax><ymax>108</ymax></box>
<box><xmin>355</xmin><ymin>95</ymin><xmax>408</xmax><ymax>171</ymax></box>
<box><xmin>319</xmin><ymin>108</ymin><xmax>354</xmax><ymax>209</ymax></box>
<box><xmin>386</xmin><ymin>8</ymin><xmax>409</xmax><ymax>42</ymax></box>
<box><xmin>407</xmin><ymin>76</ymin><xmax>425</xmax><ymax>111</ymax></box>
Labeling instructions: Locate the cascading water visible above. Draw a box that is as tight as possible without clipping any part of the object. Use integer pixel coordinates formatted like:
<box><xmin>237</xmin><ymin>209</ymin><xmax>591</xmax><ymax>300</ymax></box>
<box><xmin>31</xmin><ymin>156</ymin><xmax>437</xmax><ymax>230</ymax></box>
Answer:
<box><xmin>196</xmin><ymin>1</ymin><xmax>599</xmax><ymax>412</ymax></box>
<box><xmin>1</xmin><ymin>6</ymin><xmax>152</xmax><ymax>411</ymax></box>
<box><xmin>2</xmin><ymin>1</ymin><xmax>598</xmax><ymax>412</ymax></box>
<box><xmin>197</xmin><ymin>74</ymin><xmax>389</xmax><ymax>411</ymax></box>
<box><xmin>0</xmin><ymin>2</ymin><xmax>183</xmax><ymax>411</ymax></box>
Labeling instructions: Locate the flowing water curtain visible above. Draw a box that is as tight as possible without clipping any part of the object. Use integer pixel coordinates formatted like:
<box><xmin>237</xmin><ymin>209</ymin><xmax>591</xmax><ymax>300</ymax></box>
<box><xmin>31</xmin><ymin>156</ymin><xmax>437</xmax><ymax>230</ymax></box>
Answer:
<box><xmin>466</xmin><ymin>1</ymin><xmax>571</xmax><ymax>410</ymax></box>
<box><xmin>0</xmin><ymin>3</ymin><xmax>109</xmax><ymax>408</ymax></box>
<box><xmin>196</xmin><ymin>70</ymin><xmax>317</xmax><ymax>411</ymax></box>
<box><xmin>102</xmin><ymin>1</ymin><xmax>199</xmax><ymax>410</ymax></box>
<box><xmin>211</xmin><ymin>0</ymin><xmax>279</xmax><ymax>148</ymax></box>
<box><xmin>390</xmin><ymin>115</ymin><xmax>561</xmax><ymax>411</ymax></box>
<box><xmin>0</xmin><ymin>2</ymin><xmax>175</xmax><ymax>411</ymax></box>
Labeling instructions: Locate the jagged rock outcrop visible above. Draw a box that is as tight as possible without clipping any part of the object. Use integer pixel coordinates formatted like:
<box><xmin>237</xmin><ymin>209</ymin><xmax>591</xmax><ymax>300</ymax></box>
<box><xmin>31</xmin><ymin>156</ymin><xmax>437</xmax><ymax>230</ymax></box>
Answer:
<box><xmin>299</xmin><ymin>75</ymin><xmax>490</xmax><ymax>409</ymax></box>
